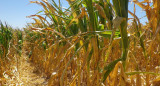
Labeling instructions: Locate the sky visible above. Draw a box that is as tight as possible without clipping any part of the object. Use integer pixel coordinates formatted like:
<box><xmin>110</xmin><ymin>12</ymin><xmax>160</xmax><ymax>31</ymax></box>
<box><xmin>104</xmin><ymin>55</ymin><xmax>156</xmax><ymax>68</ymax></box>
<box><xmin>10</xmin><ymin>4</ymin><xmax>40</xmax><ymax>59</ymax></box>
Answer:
<box><xmin>0</xmin><ymin>0</ymin><xmax>148</xmax><ymax>29</ymax></box>
<box><xmin>0</xmin><ymin>0</ymin><xmax>42</xmax><ymax>28</ymax></box>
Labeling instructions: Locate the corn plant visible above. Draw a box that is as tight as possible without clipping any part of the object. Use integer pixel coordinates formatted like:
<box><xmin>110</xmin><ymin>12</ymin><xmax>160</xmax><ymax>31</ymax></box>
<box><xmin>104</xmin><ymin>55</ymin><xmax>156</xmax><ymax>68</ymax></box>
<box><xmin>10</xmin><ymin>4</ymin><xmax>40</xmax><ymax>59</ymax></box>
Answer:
<box><xmin>24</xmin><ymin>0</ymin><xmax>160</xmax><ymax>85</ymax></box>
<box><xmin>0</xmin><ymin>22</ymin><xmax>12</xmax><ymax>78</ymax></box>
<box><xmin>0</xmin><ymin>22</ymin><xmax>12</xmax><ymax>59</ymax></box>
<box><xmin>17</xmin><ymin>30</ymin><xmax>23</xmax><ymax>54</ymax></box>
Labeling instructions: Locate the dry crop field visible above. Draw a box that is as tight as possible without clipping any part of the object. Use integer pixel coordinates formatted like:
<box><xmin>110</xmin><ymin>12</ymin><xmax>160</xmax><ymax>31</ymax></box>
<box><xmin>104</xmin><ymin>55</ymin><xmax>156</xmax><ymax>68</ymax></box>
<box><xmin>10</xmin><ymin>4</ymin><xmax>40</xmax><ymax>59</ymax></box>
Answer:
<box><xmin>0</xmin><ymin>0</ymin><xmax>160</xmax><ymax>86</ymax></box>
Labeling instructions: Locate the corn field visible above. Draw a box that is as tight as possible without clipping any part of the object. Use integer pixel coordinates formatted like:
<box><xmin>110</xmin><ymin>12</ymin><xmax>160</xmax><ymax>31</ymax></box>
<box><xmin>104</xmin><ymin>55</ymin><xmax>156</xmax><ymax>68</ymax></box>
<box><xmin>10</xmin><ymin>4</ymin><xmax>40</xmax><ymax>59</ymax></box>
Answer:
<box><xmin>0</xmin><ymin>0</ymin><xmax>160</xmax><ymax>86</ymax></box>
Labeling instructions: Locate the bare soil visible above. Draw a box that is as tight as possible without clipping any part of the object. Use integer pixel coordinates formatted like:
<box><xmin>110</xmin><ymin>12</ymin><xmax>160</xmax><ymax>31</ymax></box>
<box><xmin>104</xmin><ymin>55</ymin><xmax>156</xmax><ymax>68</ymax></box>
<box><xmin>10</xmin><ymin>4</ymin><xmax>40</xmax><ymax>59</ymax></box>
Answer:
<box><xmin>3</xmin><ymin>54</ymin><xmax>48</xmax><ymax>86</ymax></box>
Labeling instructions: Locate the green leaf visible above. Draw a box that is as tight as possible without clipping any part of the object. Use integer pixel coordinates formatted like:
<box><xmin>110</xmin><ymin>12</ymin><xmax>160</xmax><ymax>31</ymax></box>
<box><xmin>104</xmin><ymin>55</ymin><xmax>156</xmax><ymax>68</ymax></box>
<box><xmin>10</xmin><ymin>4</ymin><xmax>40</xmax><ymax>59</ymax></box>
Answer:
<box><xmin>98</xmin><ymin>24</ymin><xmax>104</xmax><ymax>31</ymax></box>
<box><xmin>82</xmin><ymin>3</ymin><xmax>87</xmax><ymax>7</ymax></box>
<box><xmin>87</xmin><ymin>47</ymin><xmax>93</xmax><ymax>70</ymax></box>
<box><xmin>94</xmin><ymin>30</ymin><xmax>121</xmax><ymax>38</ymax></box>
<box><xmin>103</xmin><ymin>58</ymin><xmax>121</xmax><ymax>82</ymax></box>
<box><xmin>36</xmin><ymin>10</ymin><xmax>43</xmax><ymax>15</ymax></box>
<box><xmin>126</xmin><ymin>72</ymin><xmax>160</xmax><ymax>76</ymax></box>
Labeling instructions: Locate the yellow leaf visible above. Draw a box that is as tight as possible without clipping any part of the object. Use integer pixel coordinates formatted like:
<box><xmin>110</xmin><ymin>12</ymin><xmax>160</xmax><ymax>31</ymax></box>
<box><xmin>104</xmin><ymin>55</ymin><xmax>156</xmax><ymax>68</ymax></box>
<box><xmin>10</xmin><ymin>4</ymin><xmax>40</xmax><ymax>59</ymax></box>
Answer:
<box><xmin>69</xmin><ymin>72</ymin><xmax>78</xmax><ymax>86</ymax></box>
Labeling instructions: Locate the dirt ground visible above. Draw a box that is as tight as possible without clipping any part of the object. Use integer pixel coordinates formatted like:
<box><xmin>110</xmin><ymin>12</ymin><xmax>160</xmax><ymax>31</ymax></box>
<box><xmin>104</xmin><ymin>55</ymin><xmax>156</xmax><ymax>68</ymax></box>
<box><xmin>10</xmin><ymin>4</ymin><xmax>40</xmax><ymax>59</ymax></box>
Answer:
<box><xmin>2</xmin><ymin>53</ymin><xmax>48</xmax><ymax>86</ymax></box>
